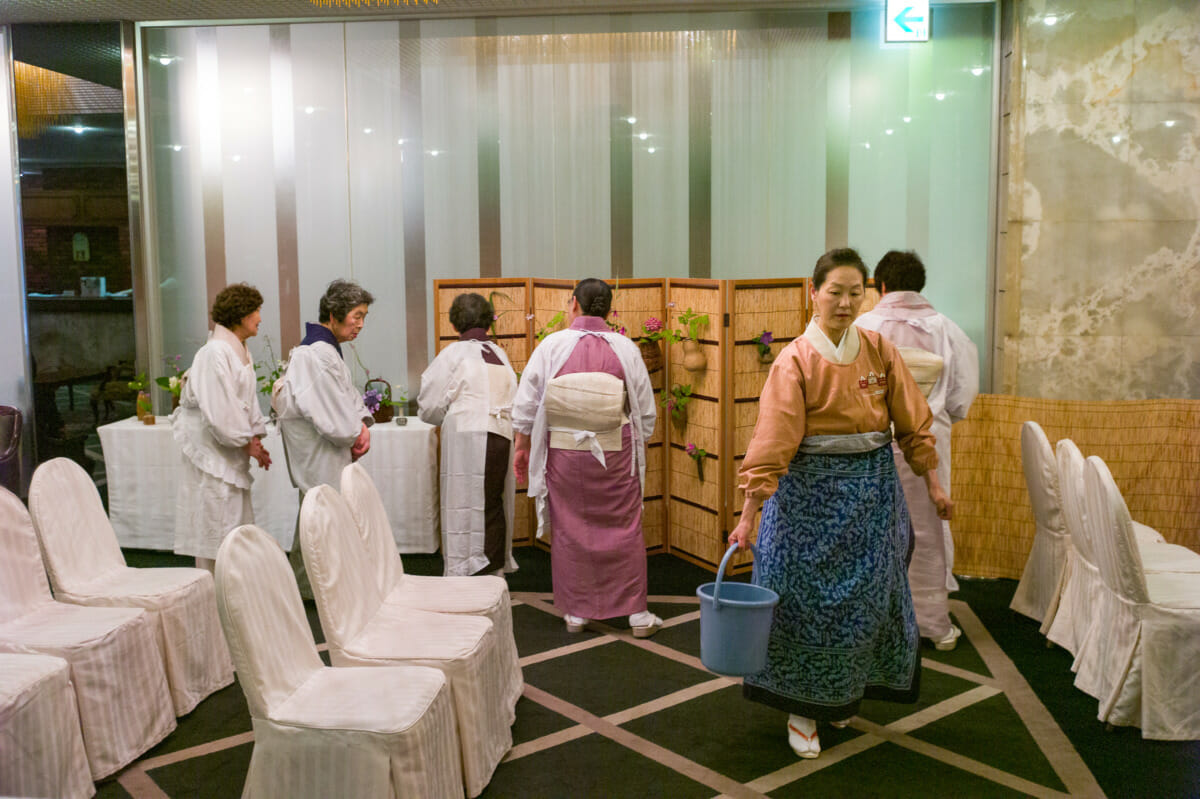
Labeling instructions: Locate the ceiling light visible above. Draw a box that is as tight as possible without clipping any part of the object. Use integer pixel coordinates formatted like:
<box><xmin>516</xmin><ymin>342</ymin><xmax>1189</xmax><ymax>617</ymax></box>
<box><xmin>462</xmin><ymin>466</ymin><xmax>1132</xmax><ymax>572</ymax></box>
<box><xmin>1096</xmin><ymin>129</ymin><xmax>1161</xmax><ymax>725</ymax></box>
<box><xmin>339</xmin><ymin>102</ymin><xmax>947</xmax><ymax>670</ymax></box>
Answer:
<box><xmin>1044</xmin><ymin>15</ymin><xmax>1058</xmax><ymax>26</ymax></box>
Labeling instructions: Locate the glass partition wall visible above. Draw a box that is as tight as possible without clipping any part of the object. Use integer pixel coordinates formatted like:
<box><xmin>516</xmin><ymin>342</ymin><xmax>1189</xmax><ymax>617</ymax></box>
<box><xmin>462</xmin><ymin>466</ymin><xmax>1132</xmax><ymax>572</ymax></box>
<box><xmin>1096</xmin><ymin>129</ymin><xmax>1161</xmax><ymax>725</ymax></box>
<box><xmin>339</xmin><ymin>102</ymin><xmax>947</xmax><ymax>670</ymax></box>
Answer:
<box><xmin>139</xmin><ymin>6</ymin><xmax>996</xmax><ymax>403</ymax></box>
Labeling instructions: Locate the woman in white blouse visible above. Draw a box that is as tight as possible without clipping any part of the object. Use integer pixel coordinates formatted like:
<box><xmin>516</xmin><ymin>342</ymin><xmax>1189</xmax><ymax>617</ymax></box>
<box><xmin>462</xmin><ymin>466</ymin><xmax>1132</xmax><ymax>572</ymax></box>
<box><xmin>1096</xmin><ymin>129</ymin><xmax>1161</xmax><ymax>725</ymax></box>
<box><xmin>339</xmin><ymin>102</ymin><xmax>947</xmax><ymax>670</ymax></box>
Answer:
<box><xmin>172</xmin><ymin>283</ymin><xmax>272</xmax><ymax>571</ymax></box>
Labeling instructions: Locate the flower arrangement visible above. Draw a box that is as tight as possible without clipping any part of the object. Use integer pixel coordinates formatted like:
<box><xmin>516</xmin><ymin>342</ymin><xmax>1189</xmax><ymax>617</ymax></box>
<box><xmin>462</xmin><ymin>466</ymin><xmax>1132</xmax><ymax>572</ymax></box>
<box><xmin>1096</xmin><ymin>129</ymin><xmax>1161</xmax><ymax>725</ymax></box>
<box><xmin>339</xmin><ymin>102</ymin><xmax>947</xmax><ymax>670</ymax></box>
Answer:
<box><xmin>127</xmin><ymin>372</ymin><xmax>148</xmax><ymax>392</ymax></box>
<box><xmin>756</xmin><ymin>330</ymin><xmax>774</xmax><ymax>360</ymax></box>
<box><xmin>536</xmin><ymin>310</ymin><xmax>566</xmax><ymax>342</ymax></box>
<box><xmin>155</xmin><ymin>354</ymin><xmax>184</xmax><ymax>398</ymax></box>
<box><xmin>660</xmin><ymin>383</ymin><xmax>693</xmax><ymax>427</ymax></box>
<box><xmin>638</xmin><ymin>316</ymin><xmax>682</xmax><ymax>345</ymax></box>
<box><xmin>677</xmin><ymin>308</ymin><xmax>710</xmax><ymax>341</ymax></box>
<box><xmin>686</xmin><ymin>441</ymin><xmax>708</xmax><ymax>481</ymax></box>
<box><xmin>606</xmin><ymin>309</ymin><xmax>627</xmax><ymax>336</ymax></box>
<box><xmin>350</xmin><ymin>344</ymin><xmax>408</xmax><ymax>421</ymax></box>
<box><xmin>254</xmin><ymin>335</ymin><xmax>286</xmax><ymax>396</ymax></box>
<box><xmin>127</xmin><ymin>373</ymin><xmax>153</xmax><ymax>421</ymax></box>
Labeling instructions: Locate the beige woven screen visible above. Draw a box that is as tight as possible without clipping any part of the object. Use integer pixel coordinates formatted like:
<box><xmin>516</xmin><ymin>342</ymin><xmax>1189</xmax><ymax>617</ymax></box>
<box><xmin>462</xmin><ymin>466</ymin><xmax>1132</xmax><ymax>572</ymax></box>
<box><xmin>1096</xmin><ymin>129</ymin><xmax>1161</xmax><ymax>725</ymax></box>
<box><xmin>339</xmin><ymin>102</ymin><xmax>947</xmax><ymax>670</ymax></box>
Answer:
<box><xmin>952</xmin><ymin>395</ymin><xmax>1200</xmax><ymax>579</ymax></box>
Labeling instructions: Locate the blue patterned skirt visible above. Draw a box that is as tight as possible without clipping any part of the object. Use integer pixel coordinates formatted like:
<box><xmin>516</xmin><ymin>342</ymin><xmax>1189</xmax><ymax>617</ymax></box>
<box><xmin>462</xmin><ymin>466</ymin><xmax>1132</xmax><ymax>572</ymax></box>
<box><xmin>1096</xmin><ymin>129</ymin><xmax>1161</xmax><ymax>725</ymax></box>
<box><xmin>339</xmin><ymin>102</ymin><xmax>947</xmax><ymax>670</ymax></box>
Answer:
<box><xmin>743</xmin><ymin>444</ymin><xmax>920</xmax><ymax>720</ymax></box>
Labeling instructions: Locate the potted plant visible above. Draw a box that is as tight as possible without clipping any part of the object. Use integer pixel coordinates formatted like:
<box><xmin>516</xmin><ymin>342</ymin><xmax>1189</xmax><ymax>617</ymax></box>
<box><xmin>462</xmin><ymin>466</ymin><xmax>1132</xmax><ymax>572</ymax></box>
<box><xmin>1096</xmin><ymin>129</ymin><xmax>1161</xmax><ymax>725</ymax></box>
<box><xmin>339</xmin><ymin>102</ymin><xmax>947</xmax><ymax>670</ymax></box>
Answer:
<box><xmin>636</xmin><ymin>317</ymin><xmax>681</xmax><ymax>374</ymax></box>
<box><xmin>755</xmin><ymin>330</ymin><xmax>775</xmax><ymax>364</ymax></box>
<box><xmin>155</xmin><ymin>354</ymin><xmax>185</xmax><ymax>409</ymax></box>
<box><xmin>686</xmin><ymin>441</ymin><xmax>707</xmax><ymax>482</ymax></box>
<box><xmin>128</xmin><ymin>373</ymin><xmax>154</xmax><ymax>424</ymax></box>
<box><xmin>677</xmin><ymin>308</ymin><xmax>710</xmax><ymax>372</ymax></box>
<box><xmin>661</xmin><ymin>383</ymin><xmax>693</xmax><ymax>430</ymax></box>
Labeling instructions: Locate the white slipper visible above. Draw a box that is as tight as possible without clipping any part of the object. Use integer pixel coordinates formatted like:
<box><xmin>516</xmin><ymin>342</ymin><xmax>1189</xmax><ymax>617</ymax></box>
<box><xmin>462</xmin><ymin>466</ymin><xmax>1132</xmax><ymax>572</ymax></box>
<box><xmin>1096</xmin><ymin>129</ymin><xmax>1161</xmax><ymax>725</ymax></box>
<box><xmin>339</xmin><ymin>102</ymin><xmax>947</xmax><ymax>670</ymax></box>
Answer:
<box><xmin>787</xmin><ymin>715</ymin><xmax>820</xmax><ymax>758</ymax></box>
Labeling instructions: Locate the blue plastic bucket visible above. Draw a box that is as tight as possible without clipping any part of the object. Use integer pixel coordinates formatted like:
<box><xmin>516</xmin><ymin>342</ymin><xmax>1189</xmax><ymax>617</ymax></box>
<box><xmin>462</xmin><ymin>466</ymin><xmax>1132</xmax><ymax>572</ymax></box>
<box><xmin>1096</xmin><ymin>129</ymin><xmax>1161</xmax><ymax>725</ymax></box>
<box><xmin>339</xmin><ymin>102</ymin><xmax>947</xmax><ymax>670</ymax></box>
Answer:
<box><xmin>696</xmin><ymin>543</ymin><xmax>779</xmax><ymax>676</ymax></box>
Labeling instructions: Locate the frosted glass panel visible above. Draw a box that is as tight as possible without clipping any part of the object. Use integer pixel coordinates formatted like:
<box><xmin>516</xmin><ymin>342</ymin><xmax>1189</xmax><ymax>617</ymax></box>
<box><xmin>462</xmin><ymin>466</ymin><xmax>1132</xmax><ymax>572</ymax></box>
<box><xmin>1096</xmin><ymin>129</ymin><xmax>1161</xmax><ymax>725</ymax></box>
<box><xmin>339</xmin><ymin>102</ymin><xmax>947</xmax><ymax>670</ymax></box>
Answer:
<box><xmin>142</xmin><ymin>8</ymin><xmax>995</xmax><ymax>389</ymax></box>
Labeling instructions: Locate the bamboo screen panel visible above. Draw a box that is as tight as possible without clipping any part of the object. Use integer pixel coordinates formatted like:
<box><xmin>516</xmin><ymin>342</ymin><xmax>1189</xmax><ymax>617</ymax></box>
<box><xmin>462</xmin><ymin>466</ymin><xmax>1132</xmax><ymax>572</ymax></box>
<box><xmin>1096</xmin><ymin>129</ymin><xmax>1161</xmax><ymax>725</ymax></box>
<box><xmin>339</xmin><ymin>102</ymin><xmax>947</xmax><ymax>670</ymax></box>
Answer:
<box><xmin>664</xmin><ymin>279</ymin><xmax>726</xmax><ymax>569</ymax></box>
<box><xmin>724</xmin><ymin>279</ymin><xmax>809</xmax><ymax>572</ymax></box>
<box><xmin>952</xmin><ymin>395</ymin><xmax>1200</xmax><ymax>579</ymax></box>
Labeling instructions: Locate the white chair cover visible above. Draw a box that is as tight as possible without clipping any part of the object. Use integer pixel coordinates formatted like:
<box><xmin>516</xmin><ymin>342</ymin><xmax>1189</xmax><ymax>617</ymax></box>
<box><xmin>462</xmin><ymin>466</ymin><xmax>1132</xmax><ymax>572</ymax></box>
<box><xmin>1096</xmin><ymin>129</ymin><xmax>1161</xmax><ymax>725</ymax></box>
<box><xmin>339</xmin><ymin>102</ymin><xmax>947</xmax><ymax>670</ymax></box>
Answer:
<box><xmin>28</xmin><ymin>457</ymin><xmax>234</xmax><ymax>715</ymax></box>
<box><xmin>0</xmin><ymin>653</ymin><xmax>94</xmax><ymax>799</ymax></box>
<box><xmin>214</xmin><ymin>524</ymin><xmax>463</xmax><ymax>798</ymax></box>
<box><xmin>1046</xmin><ymin>440</ymin><xmax>1106</xmax><ymax>695</ymax></box>
<box><xmin>1085</xmin><ymin>457</ymin><xmax>1200</xmax><ymax>740</ymax></box>
<box><xmin>0</xmin><ymin>487</ymin><xmax>175</xmax><ymax>779</ymax></box>
<box><xmin>300</xmin><ymin>485</ymin><xmax>512</xmax><ymax>797</ymax></box>
<box><xmin>340</xmin><ymin>462</ymin><xmax>522</xmax><ymax>713</ymax></box>
<box><xmin>1010</xmin><ymin>421</ymin><xmax>1069</xmax><ymax>622</ymax></box>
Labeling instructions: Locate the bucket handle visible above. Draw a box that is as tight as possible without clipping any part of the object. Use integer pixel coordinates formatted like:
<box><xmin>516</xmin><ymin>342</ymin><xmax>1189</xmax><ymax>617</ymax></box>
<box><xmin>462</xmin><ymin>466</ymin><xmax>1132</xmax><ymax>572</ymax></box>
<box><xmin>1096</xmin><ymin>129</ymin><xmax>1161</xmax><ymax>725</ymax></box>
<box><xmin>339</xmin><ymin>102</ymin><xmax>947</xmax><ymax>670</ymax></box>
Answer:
<box><xmin>712</xmin><ymin>542</ymin><xmax>754</xmax><ymax>610</ymax></box>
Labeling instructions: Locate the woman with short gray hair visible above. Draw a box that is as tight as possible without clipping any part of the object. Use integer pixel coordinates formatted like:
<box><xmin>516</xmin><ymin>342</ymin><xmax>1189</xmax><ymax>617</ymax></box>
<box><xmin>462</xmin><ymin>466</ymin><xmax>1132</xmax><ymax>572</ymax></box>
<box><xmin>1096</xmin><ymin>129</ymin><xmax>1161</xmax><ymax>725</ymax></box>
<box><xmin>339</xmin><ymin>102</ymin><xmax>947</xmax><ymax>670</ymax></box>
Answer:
<box><xmin>273</xmin><ymin>279</ymin><xmax>376</xmax><ymax>595</ymax></box>
<box><xmin>419</xmin><ymin>292</ymin><xmax>519</xmax><ymax>577</ymax></box>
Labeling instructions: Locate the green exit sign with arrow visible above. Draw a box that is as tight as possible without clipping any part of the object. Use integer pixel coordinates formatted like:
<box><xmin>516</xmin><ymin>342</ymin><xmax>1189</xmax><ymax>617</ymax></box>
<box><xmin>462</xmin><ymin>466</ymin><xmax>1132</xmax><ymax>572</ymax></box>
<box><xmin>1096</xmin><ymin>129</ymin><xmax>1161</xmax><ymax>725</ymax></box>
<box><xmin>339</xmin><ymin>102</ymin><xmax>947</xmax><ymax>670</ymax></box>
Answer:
<box><xmin>886</xmin><ymin>0</ymin><xmax>929</xmax><ymax>42</ymax></box>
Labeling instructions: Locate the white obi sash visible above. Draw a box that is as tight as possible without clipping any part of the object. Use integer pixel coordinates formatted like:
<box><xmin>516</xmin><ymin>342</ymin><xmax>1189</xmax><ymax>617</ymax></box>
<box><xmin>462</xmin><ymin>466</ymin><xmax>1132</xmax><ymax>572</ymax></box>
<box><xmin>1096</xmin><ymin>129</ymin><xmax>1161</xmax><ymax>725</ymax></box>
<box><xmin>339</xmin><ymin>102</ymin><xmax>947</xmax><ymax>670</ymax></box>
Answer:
<box><xmin>896</xmin><ymin>346</ymin><xmax>945</xmax><ymax>399</ymax></box>
<box><xmin>543</xmin><ymin>372</ymin><xmax>628</xmax><ymax>468</ymax></box>
<box><xmin>485</xmin><ymin>362</ymin><xmax>515</xmax><ymax>440</ymax></box>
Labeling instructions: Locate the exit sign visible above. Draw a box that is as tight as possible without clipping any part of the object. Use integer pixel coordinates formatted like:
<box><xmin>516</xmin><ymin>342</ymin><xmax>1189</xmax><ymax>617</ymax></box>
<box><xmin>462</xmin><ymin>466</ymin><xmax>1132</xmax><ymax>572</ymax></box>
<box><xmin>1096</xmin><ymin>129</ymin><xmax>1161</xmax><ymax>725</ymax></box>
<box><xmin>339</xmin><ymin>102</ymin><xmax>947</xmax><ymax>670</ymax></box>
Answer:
<box><xmin>886</xmin><ymin>0</ymin><xmax>929</xmax><ymax>42</ymax></box>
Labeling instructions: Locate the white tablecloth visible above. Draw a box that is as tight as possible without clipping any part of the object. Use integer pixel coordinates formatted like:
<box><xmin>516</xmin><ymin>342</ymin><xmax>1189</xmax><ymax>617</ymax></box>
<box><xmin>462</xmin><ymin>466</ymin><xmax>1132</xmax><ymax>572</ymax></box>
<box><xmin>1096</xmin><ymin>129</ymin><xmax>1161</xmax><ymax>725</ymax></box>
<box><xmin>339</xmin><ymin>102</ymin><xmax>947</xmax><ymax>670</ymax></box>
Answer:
<box><xmin>98</xmin><ymin>417</ymin><xmax>439</xmax><ymax>553</ymax></box>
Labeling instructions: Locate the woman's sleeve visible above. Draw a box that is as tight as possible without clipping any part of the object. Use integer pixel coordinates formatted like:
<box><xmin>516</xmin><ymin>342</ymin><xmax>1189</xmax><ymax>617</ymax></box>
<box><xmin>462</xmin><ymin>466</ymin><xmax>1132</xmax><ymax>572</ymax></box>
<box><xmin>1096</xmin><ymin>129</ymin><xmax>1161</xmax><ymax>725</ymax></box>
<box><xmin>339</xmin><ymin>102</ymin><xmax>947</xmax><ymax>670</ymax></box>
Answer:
<box><xmin>193</xmin><ymin>348</ymin><xmax>260</xmax><ymax>449</ymax></box>
<box><xmin>883</xmin><ymin>337</ymin><xmax>938</xmax><ymax>475</ymax></box>
<box><xmin>738</xmin><ymin>350</ymin><xmax>807</xmax><ymax>500</ymax></box>
<box><xmin>511</xmin><ymin>345</ymin><xmax>547</xmax><ymax>436</ymax></box>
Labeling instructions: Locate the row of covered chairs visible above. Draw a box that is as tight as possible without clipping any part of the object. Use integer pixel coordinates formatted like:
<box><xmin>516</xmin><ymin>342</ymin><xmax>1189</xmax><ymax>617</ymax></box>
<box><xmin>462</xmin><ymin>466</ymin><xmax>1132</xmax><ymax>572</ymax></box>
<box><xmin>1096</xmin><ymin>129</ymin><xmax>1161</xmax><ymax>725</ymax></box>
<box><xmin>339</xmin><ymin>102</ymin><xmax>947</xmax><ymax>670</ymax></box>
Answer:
<box><xmin>1012</xmin><ymin>421</ymin><xmax>1200</xmax><ymax>740</ymax></box>
<box><xmin>216</xmin><ymin>462</ymin><xmax>522</xmax><ymax>799</ymax></box>
<box><xmin>0</xmin><ymin>457</ymin><xmax>235</xmax><ymax>796</ymax></box>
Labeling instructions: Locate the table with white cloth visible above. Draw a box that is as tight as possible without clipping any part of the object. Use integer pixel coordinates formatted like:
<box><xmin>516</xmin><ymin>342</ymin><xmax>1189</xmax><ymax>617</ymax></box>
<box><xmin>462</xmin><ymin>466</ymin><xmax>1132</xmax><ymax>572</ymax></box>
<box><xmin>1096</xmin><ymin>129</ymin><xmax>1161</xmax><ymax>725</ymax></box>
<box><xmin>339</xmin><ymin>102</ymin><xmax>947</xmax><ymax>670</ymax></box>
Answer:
<box><xmin>98</xmin><ymin>416</ymin><xmax>440</xmax><ymax>553</ymax></box>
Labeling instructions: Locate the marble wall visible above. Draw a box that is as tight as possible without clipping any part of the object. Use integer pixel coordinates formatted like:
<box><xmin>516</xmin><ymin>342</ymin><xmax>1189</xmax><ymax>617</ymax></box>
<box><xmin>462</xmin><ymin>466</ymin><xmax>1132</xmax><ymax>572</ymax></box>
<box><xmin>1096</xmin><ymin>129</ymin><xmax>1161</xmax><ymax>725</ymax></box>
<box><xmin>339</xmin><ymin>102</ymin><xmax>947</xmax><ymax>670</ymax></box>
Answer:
<box><xmin>999</xmin><ymin>0</ymin><xmax>1200</xmax><ymax>399</ymax></box>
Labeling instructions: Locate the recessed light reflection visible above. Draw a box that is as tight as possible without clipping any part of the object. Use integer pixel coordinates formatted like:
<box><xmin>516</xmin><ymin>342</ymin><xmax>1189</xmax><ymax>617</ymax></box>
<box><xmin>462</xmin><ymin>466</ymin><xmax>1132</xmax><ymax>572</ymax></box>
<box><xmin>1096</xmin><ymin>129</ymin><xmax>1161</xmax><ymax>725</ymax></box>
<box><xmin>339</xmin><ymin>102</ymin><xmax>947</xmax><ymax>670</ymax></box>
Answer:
<box><xmin>1044</xmin><ymin>15</ymin><xmax>1058</xmax><ymax>26</ymax></box>
<box><xmin>1111</xmin><ymin>135</ymin><xmax>1121</xmax><ymax>144</ymax></box>
<box><xmin>885</xmin><ymin>129</ymin><xmax>894</xmax><ymax>135</ymax></box>
<box><xmin>72</xmin><ymin>125</ymin><xmax>85</xmax><ymax>134</ymax></box>
<box><xmin>304</xmin><ymin>106</ymin><xmax>315</xmax><ymax>114</ymax></box>
<box><xmin>1163</xmin><ymin>120</ymin><xmax>1176</xmax><ymax>127</ymax></box>
<box><xmin>172</xmin><ymin>144</ymin><xmax>183</xmax><ymax>152</ymax></box>
<box><xmin>971</xmin><ymin>67</ymin><xmax>985</xmax><ymax>76</ymax></box>
<box><xmin>363</xmin><ymin>128</ymin><xmax>373</xmax><ymax>134</ymax></box>
<box><xmin>934</xmin><ymin>92</ymin><xmax>946</xmax><ymax>101</ymax></box>
<box><xmin>638</xmin><ymin>132</ymin><xmax>649</xmax><ymax>141</ymax></box>
<box><xmin>864</xmin><ymin>142</ymin><xmax>871</xmax><ymax>149</ymax></box>
<box><xmin>627</xmin><ymin>116</ymin><xmax>637</xmax><ymax>125</ymax></box>
<box><xmin>903</xmin><ymin>116</ymin><xmax>912</xmax><ymax>123</ymax></box>
<box><xmin>430</xmin><ymin>150</ymin><xmax>440</xmax><ymax>157</ymax></box>
<box><xmin>647</xmin><ymin>146</ymin><xmax>656</xmax><ymax>154</ymax></box>
<box><xmin>158</xmin><ymin>56</ymin><xmax>173</xmax><ymax>66</ymax></box>
<box><xmin>232</xmin><ymin>154</ymin><xmax>241</xmax><ymax>162</ymax></box>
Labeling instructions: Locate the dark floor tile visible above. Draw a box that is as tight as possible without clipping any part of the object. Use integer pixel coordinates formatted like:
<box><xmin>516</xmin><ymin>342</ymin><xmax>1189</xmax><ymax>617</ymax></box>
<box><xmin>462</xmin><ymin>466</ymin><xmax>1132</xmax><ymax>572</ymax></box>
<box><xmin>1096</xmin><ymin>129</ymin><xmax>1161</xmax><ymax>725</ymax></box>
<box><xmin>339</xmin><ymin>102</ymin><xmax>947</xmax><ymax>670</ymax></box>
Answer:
<box><xmin>522</xmin><ymin>639</ymin><xmax>710</xmax><ymax>718</ymax></box>
<box><xmin>857</xmin><ymin>667</ymin><xmax>982</xmax><ymax>727</ymax></box>
<box><xmin>480</xmin><ymin>733</ymin><xmax>714</xmax><ymax>799</ymax></box>
<box><xmin>512</xmin><ymin>695</ymin><xmax>577</xmax><ymax>746</ymax></box>
<box><xmin>147</xmin><ymin>741</ymin><xmax>252</xmax><ymax>799</ymax></box>
<box><xmin>304</xmin><ymin>600</ymin><xmax>324</xmax><ymax>645</ymax></box>
<box><xmin>123</xmin><ymin>549</ymin><xmax>194</xmax><ymax>568</ymax></box>
<box><xmin>769</xmin><ymin>740</ymin><xmax>1030</xmax><ymax>799</ymax></box>
<box><xmin>94</xmin><ymin>779</ymin><xmax>134</xmax><ymax>799</ymax></box>
<box><xmin>919</xmin><ymin>610</ymin><xmax>992</xmax><ymax>678</ymax></box>
<box><xmin>511</xmin><ymin>602</ymin><xmax>604</xmax><ymax>657</ymax></box>
<box><xmin>909</xmin><ymin>692</ymin><xmax>1067</xmax><ymax>792</ymax></box>
<box><xmin>142</xmin><ymin>680</ymin><xmax>251</xmax><ymax>758</ymax></box>
<box><xmin>653</xmin><ymin>616</ymin><xmax>702</xmax><ymax>659</ymax></box>
<box><xmin>621</xmin><ymin>683</ymin><xmax>863</xmax><ymax>784</ymax></box>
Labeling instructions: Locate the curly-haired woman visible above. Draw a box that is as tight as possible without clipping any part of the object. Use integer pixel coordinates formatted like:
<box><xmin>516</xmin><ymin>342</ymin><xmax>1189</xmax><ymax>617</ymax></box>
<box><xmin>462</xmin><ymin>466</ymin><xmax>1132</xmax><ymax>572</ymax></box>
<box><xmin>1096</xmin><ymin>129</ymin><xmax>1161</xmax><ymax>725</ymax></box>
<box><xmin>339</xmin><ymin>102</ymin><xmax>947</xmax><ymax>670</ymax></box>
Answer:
<box><xmin>172</xmin><ymin>282</ymin><xmax>272</xmax><ymax>571</ymax></box>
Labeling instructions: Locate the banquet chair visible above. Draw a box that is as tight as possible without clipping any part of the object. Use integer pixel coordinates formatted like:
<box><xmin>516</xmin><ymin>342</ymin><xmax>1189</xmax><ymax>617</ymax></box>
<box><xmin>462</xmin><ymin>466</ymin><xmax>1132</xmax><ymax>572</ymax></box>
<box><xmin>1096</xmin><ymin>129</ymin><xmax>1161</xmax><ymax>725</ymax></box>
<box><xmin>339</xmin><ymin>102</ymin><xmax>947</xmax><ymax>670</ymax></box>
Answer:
<box><xmin>1046</xmin><ymin>439</ymin><xmax>1108</xmax><ymax>695</ymax></box>
<box><xmin>0</xmin><ymin>405</ymin><xmax>20</xmax><ymax>496</ymax></box>
<box><xmin>1010</xmin><ymin>421</ymin><xmax>1069</xmax><ymax>622</ymax></box>
<box><xmin>0</xmin><ymin>653</ymin><xmax>94</xmax><ymax>799</ymax></box>
<box><xmin>215</xmin><ymin>525</ymin><xmax>463</xmax><ymax>799</ymax></box>
<box><xmin>1083</xmin><ymin>456</ymin><xmax>1200</xmax><ymax>740</ymax></box>
<box><xmin>300</xmin><ymin>484</ymin><xmax>512</xmax><ymax>798</ymax></box>
<box><xmin>340</xmin><ymin>462</ymin><xmax>522</xmax><ymax>713</ymax></box>
<box><xmin>0</xmin><ymin>486</ymin><xmax>176</xmax><ymax>779</ymax></box>
<box><xmin>28</xmin><ymin>457</ymin><xmax>234</xmax><ymax>716</ymax></box>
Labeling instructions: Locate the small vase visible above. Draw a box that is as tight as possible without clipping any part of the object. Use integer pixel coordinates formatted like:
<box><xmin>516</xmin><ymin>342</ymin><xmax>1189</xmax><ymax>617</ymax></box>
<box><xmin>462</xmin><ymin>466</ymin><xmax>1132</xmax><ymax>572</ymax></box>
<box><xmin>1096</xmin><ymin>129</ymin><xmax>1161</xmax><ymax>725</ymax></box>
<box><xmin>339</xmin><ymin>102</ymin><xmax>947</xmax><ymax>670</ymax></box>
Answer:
<box><xmin>638</xmin><ymin>339</ymin><xmax>664</xmax><ymax>373</ymax></box>
<box><xmin>757</xmin><ymin>348</ymin><xmax>774</xmax><ymax>365</ymax></box>
<box><xmin>671</xmin><ymin>404</ymin><xmax>688</xmax><ymax>431</ymax></box>
<box><xmin>693</xmin><ymin>457</ymin><xmax>705</xmax><ymax>482</ymax></box>
<box><xmin>682</xmin><ymin>339</ymin><xmax>706</xmax><ymax>372</ymax></box>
